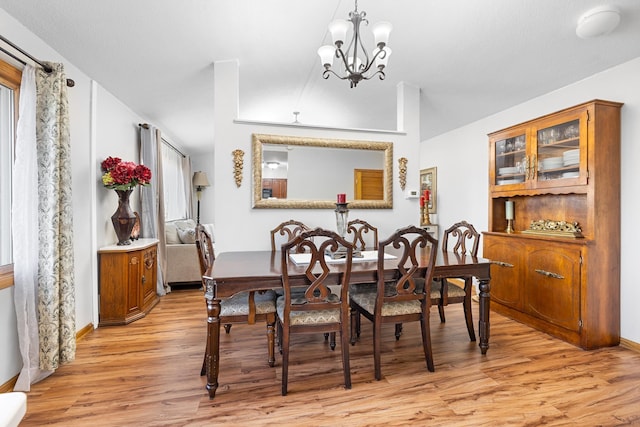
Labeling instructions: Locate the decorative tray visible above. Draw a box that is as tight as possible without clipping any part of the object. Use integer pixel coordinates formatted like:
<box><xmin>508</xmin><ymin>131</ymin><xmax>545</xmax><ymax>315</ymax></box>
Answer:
<box><xmin>521</xmin><ymin>219</ymin><xmax>583</xmax><ymax>238</ymax></box>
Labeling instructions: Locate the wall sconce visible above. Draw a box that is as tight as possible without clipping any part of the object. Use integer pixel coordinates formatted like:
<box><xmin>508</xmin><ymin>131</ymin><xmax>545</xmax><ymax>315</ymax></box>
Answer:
<box><xmin>398</xmin><ymin>157</ymin><xmax>408</xmax><ymax>190</ymax></box>
<box><xmin>232</xmin><ymin>149</ymin><xmax>244</xmax><ymax>187</ymax></box>
<box><xmin>193</xmin><ymin>171</ymin><xmax>210</xmax><ymax>224</ymax></box>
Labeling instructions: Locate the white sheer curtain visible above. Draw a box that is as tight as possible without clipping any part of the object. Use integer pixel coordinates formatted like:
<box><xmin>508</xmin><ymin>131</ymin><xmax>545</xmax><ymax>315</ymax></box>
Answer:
<box><xmin>12</xmin><ymin>65</ymin><xmax>45</xmax><ymax>390</ymax></box>
<box><xmin>140</xmin><ymin>125</ymin><xmax>167</xmax><ymax>295</ymax></box>
<box><xmin>160</xmin><ymin>142</ymin><xmax>191</xmax><ymax>221</ymax></box>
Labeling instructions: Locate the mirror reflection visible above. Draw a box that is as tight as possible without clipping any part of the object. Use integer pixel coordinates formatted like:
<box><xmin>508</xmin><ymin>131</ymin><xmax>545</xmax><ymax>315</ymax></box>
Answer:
<box><xmin>252</xmin><ymin>134</ymin><xmax>393</xmax><ymax>209</ymax></box>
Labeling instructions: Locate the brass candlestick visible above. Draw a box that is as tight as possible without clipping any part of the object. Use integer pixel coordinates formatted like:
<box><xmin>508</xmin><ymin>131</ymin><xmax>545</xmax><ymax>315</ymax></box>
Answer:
<box><xmin>505</xmin><ymin>219</ymin><xmax>514</xmax><ymax>233</ymax></box>
<box><xmin>422</xmin><ymin>206</ymin><xmax>431</xmax><ymax>225</ymax></box>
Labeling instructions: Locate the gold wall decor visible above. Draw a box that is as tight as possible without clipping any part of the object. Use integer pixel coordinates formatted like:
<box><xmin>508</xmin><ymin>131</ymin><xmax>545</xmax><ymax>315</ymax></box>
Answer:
<box><xmin>232</xmin><ymin>149</ymin><xmax>244</xmax><ymax>188</ymax></box>
<box><xmin>398</xmin><ymin>157</ymin><xmax>408</xmax><ymax>190</ymax></box>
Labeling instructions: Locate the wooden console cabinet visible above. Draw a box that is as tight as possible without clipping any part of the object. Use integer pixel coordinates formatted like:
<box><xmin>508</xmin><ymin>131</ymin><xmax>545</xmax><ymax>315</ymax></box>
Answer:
<box><xmin>483</xmin><ymin>100</ymin><xmax>622</xmax><ymax>349</ymax></box>
<box><xmin>99</xmin><ymin>238</ymin><xmax>159</xmax><ymax>326</ymax></box>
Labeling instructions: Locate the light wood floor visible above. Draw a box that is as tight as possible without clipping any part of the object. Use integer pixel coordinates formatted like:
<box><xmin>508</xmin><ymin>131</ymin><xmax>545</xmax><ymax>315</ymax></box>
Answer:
<box><xmin>19</xmin><ymin>289</ymin><xmax>640</xmax><ymax>426</ymax></box>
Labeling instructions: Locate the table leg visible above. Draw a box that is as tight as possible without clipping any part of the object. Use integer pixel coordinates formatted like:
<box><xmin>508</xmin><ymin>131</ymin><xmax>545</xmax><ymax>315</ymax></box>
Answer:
<box><xmin>478</xmin><ymin>277</ymin><xmax>491</xmax><ymax>354</ymax></box>
<box><xmin>205</xmin><ymin>280</ymin><xmax>221</xmax><ymax>399</ymax></box>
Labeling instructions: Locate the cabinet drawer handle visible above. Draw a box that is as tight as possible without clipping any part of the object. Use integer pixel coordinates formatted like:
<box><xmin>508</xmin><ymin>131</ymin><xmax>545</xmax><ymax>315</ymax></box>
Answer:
<box><xmin>535</xmin><ymin>269</ymin><xmax>564</xmax><ymax>279</ymax></box>
<box><xmin>491</xmin><ymin>260</ymin><xmax>514</xmax><ymax>268</ymax></box>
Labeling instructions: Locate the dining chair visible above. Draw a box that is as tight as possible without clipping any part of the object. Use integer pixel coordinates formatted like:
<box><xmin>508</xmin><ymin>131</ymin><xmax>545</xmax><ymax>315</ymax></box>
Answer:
<box><xmin>349</xmin><ymin>225</ymin><xmax>438</xmax><ymax>380</ymax></box>
<box><xmin>277</xmin><ymin>227</ymin><xmax>354</xmax><ymax>395</ymax></box>
<box><xmin>270</xmin><ymin>220</ymin><xmax>317</xmax><ymax>345</ymax></box>
<box><xmin>432</xmin><ymin>220</ymin><xmax>480</xmax><ymax>341</ymax></box>
<box><xmin>195</xmin><ymin>225</ymin><xmax>277</xmax><ymax>376</ymax></box>
<box><xmin>345</xmin><ymin>218</ymin><xmax>378</xmax><ymax>340</ymax></box>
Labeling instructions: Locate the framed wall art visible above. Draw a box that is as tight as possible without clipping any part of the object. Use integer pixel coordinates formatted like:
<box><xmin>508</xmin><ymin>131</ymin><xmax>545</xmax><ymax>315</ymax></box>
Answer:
<box><xmin>419</xmin><ymin>167</ymin><xmax>437</xmax><ymax>213</ymax></box>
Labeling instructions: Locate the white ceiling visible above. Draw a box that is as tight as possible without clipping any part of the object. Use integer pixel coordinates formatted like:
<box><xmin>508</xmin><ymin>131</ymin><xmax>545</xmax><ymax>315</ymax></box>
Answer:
<box><xmin>2</xmin><ymin>0</ymin><xmax>639</xmax><ymax>153</ymax></box>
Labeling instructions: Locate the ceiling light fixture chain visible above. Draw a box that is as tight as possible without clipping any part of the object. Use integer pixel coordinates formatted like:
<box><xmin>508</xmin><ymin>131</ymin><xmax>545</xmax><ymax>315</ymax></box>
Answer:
<box><xmin>317</xmin><ymin>0</ymin><xmax>392</xmax><ymax>88</ymax></box>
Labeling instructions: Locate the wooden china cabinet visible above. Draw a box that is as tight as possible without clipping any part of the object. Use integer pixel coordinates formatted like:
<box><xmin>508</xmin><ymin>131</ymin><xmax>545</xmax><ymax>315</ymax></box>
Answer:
<box><xmin>98</xmin><ymin>238</ymin><xmax>159</xmax><ymax>326</ymax></box>
<box><xmin>483</xmin><ymin>100</ymin><xmax>622</xmax><ymax>349</ymax></box>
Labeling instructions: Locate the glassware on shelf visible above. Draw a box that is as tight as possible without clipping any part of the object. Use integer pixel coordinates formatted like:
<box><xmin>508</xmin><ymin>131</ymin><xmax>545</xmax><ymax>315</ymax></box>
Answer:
<box><xmin>505</xmin><ymin>140</ymin><xmax>514</xmax><ymax>152</ymax></box>
<box><xmin>564</xmin><ymin>124</ymin><xmax>579</xmax><ymax>139</ymax></box>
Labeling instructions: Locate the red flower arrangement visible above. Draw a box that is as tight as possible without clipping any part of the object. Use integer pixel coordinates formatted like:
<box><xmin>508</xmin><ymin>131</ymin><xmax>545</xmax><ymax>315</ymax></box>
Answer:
<box><xmin>101</xmin><ymin>156</ymin><xmax>152</xmax><ymax>191</ymax></box>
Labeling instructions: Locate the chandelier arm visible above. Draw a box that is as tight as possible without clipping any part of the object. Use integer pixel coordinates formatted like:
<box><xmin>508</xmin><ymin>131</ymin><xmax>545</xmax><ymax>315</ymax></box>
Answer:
<box><xmin>355</xmin><ymin>18</ymin><xmax>371</xmax><ymax>72</ymax></box>
<box><xmin>322</xmin><ymin>67</ymin><xmax>350</xmax><ymax>81</ymax></box>
<box><xmin>334</xmin><ymin>47</ymin><xmax>356</xmax><ymax>75</ymax></box>
<box><xmin>356</xmin><ymin>46</ymin><xmax>386</xmax><ymax>76</ymax></box>
<box><xmin>359</xmin><ymin>68</ymin><xmax>386</xmax><ymax>82</ymax></box>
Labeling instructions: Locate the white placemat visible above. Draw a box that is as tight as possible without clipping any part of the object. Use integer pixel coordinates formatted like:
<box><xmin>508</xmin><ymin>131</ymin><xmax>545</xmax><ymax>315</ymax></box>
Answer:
<box><xmin>289</xmin><ymin>250</ymin><xmax>397</xmax><ymax>265</ymax></box>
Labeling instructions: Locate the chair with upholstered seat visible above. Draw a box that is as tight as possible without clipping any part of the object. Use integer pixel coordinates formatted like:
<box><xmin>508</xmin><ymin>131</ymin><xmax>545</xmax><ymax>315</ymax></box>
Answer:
<box><xmin>195</xmin><ymin>225</ymin><xmax>277</xmax><ymax>376</ymax></box>
<box><xmin>345</xmin><ymin>219</ymin><xmax>378</xmax><ymax>340</ymax></box>
<box><xmin>270</xmin><ymin>220</ymin><xmax>316</xmax><ymax>345</ymax></box>
<box><xmin>277</xmin><ymin>227</ymin><xmax>354</xmax><ymax>395</ymax></box>
<box><xmin>349</xmin><ymin>225</ymin><xmax>438</xmax><ymax>380</ymax></box>
<box><xmin>431</xmin><ymin>220</ymin><xmax>480</xmax><ymax>341</ymax></box>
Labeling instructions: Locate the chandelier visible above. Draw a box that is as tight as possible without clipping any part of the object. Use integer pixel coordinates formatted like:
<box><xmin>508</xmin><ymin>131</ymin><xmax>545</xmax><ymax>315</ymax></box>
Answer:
<box><xmin>317</xmin><ymin>0</ymin><xmax>392</xmax><ymax>88</ymax></box>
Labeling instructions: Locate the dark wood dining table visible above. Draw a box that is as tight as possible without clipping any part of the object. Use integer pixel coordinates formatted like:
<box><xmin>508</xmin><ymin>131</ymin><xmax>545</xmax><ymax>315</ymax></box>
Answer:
<box><xmin>202</xmin><ymin>248</ymin><xmax>491</xmax><ymax>399</ymax></box>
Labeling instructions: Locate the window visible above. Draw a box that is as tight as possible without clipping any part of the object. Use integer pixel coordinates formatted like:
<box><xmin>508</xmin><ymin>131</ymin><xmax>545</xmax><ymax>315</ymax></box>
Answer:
<box><xmin>161</xmin><ymin>140</ymin><xmax>188</xmax><ymax>221</ymax></box>
<box><xmin>0</xmin><ymin>59</ymin><xmax>21</xmax><ymax>290</ymax></box>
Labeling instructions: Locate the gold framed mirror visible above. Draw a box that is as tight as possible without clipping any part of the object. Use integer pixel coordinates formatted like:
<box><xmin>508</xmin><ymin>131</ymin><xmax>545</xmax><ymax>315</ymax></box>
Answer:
<box><xmin>252</xmin><ymin>133</ymin><xmax>393</xmax><ymax>209</ymax></box>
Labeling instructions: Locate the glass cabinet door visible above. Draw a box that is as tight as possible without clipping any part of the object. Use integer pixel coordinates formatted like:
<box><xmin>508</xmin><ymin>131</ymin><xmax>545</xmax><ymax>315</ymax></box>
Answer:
<box><xmin>493</xmin><ymin>132</ymin><xmax>527</xmax><ymax>188</ymax></box>
<box><xmin>534</xmin><ymin>118</ymin><xmax>583</xmax><ymax>185</ymax></box>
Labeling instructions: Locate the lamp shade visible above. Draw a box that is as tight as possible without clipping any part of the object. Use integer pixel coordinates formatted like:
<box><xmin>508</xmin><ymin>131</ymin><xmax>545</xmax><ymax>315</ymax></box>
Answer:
<box><xmin>328</xmin><ymin>19</ymin><xmax>350</xmax><ymax>46</ymax></box>
<box><xmin>317</xmin><ymin>45</ymin><xmax>336</xmax><ymax>67</ymax></box>
<box><xmin>192</xmin><ymin>171</ymin><xmax>210</xmax><ymax>189</ymax></box>
<box><xmin>372</xmin><ymin>21</ymin><xmax>392</xmax><ymax>47</ymax></box>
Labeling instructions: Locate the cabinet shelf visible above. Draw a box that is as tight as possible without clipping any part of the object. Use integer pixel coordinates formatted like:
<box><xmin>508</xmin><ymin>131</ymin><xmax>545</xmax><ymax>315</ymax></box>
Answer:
<box><xmin>496</xmin><ymin>149</ymin><xmax>526</xmax><ymax>157</ymax></box>
<box><xmin>538</xmin><ymin>138</ymin><xmax>579</xmax><ymax>149</ymax></box>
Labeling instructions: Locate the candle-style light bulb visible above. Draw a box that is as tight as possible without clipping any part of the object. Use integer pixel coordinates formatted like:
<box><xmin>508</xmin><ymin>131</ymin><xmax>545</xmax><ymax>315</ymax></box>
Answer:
<box><xmin>505</xmin><ymin>201</ymin><xmax>514</xmax><ymax>220</ymax></box>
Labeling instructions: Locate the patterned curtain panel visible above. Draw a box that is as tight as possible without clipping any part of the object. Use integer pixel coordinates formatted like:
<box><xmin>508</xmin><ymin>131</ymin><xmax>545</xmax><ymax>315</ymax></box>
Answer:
<box><xmin>35</xmin><ymin>62</ymin><xmax>76</xmax><ymax>370</ymax></box>
<box><xmin>13</xmin><ymin>63</ymin><xmax>75</xmax><ymax>390</ymax></box>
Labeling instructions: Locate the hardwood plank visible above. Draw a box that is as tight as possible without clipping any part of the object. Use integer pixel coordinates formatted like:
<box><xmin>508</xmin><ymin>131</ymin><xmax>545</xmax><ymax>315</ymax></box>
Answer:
<box><xmin>18</xmin><ymin>290</ymin><xmax>640</xmax><ymax>426</ymax></box>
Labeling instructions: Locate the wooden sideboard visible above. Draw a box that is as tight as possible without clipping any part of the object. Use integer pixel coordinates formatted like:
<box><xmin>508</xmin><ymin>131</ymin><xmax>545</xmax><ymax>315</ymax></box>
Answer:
<box><xmin>98</xmin><ymin>238</ymin><xmax>159</xmax><ymax>326</ymax></box>
<box><xmin>483</xmin><ymin>100</ymin><xmax>622</xmax><ymax>349</ymax></box>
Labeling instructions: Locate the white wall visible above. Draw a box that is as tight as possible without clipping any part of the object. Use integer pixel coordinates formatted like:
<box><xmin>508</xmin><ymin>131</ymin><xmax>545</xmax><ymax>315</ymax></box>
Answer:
<box><xmin>0</xmin><ymin>7</ymin><xmax>161</xmax><ymax>386</ymax></box>
<box><xmin>196</xmin><ymin>60</ymin><xmax>424</xmax><ymax>254</ymax></box>
<box><xmin>422</xmin><ymin>56</ymin><xmax>640</xmax><ymax>344</ymax></box>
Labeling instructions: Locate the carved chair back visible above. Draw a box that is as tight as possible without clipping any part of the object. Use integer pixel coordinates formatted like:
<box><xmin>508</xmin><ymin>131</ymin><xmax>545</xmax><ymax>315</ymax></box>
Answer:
<box><xmin>195</xmin><ymin>224</ymin><xmax>215</xmax><ymax>277</ymax></box>
<box><xmin>270</xmin><ymin>219</ymin><xmax>311</xmax><ymax>252</ymax></box>
<box><xmin>347</xmin><ymin>219</ymin><xmax>378</xmax><ymax>252</ymax></box>
<box><xmin>442</xmin><ymin>221</ymin><xmax>480</xmax><ymax>256</ymax></box>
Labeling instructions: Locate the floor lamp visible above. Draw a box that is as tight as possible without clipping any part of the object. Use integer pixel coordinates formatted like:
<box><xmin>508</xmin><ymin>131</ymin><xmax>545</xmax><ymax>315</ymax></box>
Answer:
<box><xmin>193</xmin><ymin>171</ymin><xmax>210</xmax><ymax>224</ymax></box>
